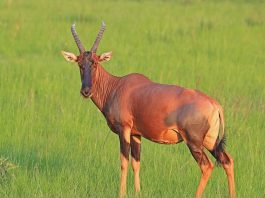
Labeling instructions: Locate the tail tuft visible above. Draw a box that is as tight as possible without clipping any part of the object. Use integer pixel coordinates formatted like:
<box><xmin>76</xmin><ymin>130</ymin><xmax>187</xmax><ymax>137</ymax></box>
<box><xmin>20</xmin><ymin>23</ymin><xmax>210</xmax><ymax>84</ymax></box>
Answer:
<box><xmin>214</xmin><ymin>134</ymin><xmax>226</xmax><ymax>166</ymax></box>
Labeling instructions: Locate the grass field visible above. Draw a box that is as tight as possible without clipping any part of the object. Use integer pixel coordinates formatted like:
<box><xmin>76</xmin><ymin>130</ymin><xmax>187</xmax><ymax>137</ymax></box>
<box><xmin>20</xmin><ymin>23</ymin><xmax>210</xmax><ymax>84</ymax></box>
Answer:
<box><xmin>1</xmin><ymin>0</ymin><xmax>265</xmax><ymax>197</ymax></box>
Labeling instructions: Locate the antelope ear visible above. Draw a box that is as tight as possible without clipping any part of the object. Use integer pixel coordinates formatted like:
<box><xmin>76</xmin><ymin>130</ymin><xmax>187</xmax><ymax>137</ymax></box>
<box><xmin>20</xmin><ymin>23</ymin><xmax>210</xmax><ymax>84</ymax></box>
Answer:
<box><xmin>61</xmin><ymin>51</ymin><xmax>78</xmax><ymax>62</ymax></box>
<box><xmin>99</xmin><ymin>51</ymin><xmax>112</xmax><ymax>62</ymax></box>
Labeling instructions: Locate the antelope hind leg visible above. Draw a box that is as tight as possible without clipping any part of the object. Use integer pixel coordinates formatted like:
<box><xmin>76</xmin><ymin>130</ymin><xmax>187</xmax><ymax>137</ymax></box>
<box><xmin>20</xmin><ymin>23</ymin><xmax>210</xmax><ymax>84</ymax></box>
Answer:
<box><xmin>188</xmin><ymin>145</ymin><xmax>214</xmax><ymax>198</ymax></box>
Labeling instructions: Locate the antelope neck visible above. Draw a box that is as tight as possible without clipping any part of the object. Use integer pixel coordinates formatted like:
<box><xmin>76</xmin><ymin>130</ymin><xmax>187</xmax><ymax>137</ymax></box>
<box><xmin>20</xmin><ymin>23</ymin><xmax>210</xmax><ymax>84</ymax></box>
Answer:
<box><xmin>90</xmin><ymin>64</ymin><xmax>119</xmax><ymax>111</ymax></box>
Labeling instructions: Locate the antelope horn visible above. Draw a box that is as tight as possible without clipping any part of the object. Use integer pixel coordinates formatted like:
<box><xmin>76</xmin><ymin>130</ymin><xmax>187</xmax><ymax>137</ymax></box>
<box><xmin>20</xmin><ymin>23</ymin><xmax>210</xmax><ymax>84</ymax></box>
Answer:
<box><xmin>71</xmin><ymin>23</ymin><xmax>85</xmax><ymax>53</ymax></box>
<box><xmin>91</xmin><ymin>21</ymin><xmax>106</xmax><ymax>53</ymax></box>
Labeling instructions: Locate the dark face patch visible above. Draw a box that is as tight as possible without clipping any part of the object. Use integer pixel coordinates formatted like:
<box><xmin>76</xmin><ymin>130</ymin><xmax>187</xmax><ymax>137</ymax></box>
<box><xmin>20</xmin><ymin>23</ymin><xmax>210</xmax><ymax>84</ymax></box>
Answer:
<box><xmin>78</xmin><ymin>51</ymin><xmax>96</xmax><ymax>98</ymax></box>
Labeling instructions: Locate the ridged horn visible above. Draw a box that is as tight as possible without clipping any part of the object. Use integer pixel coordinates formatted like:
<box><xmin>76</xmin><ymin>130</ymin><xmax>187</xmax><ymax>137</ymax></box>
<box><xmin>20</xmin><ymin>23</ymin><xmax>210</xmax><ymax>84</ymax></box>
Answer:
<box><xmin>71</xmin><ymin>23</ymin><xmax>85</xmax><ymax>53</ymax></box>
<box><xmin>91</xmin><ymin>21</ymin><xmax>106</xmax><ymax>53</ymax></box>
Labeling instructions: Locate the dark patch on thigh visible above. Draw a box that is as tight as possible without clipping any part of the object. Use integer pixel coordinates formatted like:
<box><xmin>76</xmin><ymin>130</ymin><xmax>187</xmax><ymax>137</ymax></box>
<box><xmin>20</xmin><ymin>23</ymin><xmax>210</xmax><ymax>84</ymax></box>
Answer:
<box><xmin>188</xmin><ymin>144</ymin><xmax>211</xmax><ymax>166</ymax></box>
<box><xmin>211</xmin><ymin>149</ymin><xmax>231</xmax><ymax>165</ymax></box>
<box><xmin>119</xmin><ymin>135</ymin><xmax>130</xmax><ymax>161</ymax></box>
<box><xmin>130</xmin><ymin>136</ymin><xmax>141</xmax><ymax>162</ymax></box>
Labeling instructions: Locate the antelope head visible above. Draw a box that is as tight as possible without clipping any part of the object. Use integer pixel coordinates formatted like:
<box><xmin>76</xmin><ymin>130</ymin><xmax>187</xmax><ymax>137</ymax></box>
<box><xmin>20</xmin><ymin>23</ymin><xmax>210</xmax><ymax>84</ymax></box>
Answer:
<box><xmin>61</xmin><ymin>22</ymin><xmax>112</xmax><ymax>98</ymax></box>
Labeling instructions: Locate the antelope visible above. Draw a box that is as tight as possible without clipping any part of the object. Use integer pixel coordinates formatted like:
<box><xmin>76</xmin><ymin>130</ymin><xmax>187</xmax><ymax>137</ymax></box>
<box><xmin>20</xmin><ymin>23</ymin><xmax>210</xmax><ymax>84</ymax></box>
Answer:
<box><xmin>61</xmin><ymin>22</ymin><xmax>235</xmax><ymax>198</ymax></box>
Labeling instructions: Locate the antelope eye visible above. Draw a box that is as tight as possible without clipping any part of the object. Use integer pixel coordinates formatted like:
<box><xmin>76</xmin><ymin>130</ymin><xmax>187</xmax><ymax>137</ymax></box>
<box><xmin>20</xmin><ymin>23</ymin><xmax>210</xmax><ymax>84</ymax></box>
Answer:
<box><xmin>89</xmin><ymin>59</ymin><xmax>95</xmax><ymax>65</ymax></box>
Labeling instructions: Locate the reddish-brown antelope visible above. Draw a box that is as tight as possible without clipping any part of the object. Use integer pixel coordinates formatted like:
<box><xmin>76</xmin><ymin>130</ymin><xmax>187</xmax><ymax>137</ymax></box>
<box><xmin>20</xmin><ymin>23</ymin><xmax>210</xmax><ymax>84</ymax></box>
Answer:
<box><xmin>61</xmin><ymin>22</ymin><xmax>235</xmax><ymax>198</ymax></box>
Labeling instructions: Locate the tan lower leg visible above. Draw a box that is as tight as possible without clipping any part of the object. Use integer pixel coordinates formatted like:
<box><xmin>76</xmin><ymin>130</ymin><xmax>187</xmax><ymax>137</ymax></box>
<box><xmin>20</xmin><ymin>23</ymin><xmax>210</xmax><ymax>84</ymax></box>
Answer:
<box><xmin>195</xmin><ymin>161</ymin><xmax>214</xmax><ymax>198</ymax></box>
<box><xmin>131</xmin><ymin>135</ymin><xmax>141</xmax><ymax>193</ymax></box>
<box><xmin>132</xmin><ymin>159</ymin><xmax>140</xmax><ymax>192</ymax></box>
<box><xmin>119</xmin><ymin>128</ymin><xmax>131</xmax><ymax>198</ymax></box>
<box><xmin>119</xmin><ymin>128</ymin><xmax>130</xmax><ymax>197</ymax></box>
<box><xmin>223</xmin><ymin>157</ymin><xmax>236</xmax><ymax>197</ymax></box>
<box><xmin>120</xmin><ymin>154</ymin><xmax>129</xmax><ymax>198</ymax></box>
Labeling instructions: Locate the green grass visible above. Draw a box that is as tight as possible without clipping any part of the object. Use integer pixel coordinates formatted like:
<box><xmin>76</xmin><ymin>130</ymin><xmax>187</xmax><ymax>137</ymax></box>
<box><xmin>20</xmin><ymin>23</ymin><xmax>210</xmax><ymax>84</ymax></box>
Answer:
<box><xmin>1</xmin><ymin>0</ymin><xmax>265</xmax><ymax>197</ymax></box>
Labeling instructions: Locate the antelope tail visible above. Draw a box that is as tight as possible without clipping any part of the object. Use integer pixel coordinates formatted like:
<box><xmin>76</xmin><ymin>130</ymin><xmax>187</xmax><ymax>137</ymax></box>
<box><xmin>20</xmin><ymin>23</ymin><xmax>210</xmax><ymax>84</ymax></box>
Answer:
<box><xmin>217</xmin><ymin>108</ymin><xmax>225</xmax><ymax>146</ymax></box>
<box><xmin>213</xmin><ymin>108</ymin><xmax>226</xmax><ymax>165</ymax></box>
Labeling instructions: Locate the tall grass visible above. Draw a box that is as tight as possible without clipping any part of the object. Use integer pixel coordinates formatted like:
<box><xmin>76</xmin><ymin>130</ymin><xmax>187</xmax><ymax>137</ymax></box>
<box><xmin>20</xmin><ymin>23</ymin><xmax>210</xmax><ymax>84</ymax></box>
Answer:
<box><xmin>0</xmin><ymin>0</ymin><xmax>265</xmax><ymax>197</ymax></box>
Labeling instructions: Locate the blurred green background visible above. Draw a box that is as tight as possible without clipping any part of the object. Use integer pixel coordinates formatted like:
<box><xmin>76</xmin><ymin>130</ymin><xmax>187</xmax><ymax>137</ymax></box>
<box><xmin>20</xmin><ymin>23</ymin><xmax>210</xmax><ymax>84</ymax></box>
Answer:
<box><xmin>0</xmin><ymin>0</ymin><xmax>265</xmax><ymax>197</ymax></box>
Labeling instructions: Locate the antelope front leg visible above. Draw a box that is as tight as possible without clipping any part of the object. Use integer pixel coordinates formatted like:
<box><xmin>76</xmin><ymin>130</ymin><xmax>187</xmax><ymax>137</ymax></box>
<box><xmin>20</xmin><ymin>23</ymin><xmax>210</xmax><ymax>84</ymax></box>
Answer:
<box><xmin>130</xmin><ymin>135</ymin><xmax>141</xmax><ymax>193</ymax></box>
<box><xmin>119</xmin><ymin>128</ymin><xmax>131</xmax><ymax>198</ymax></box>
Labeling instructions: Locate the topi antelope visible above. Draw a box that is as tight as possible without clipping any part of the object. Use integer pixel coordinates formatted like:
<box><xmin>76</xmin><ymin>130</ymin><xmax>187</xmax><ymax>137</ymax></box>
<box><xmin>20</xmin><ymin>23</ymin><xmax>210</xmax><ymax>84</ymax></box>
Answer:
<box><xmin>61</xmin><ymin>22</ymin><xmax>235</xmax><ymax>198</ymax></box>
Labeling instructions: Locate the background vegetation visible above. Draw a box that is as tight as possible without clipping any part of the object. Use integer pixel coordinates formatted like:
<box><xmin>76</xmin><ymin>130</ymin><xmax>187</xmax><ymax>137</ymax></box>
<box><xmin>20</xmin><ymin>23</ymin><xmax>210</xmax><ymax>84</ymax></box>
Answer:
<box><xmin>0</xmin><ymin>0</ymin><xmax>264</xmax><ymax>197</ymax></box>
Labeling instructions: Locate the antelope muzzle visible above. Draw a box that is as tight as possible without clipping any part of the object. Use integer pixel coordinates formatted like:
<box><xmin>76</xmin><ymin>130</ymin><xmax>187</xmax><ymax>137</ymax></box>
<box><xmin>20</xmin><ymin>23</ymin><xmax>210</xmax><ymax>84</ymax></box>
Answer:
<box><xmin>81</xmin><ymin>87</ymin><xmax>92</xmax><ymax>98</ymax></box>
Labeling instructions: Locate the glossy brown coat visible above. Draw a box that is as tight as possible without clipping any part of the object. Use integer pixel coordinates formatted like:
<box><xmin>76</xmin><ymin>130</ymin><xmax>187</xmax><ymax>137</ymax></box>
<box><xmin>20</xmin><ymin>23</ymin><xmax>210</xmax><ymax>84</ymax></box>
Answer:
<box><xmin>96</xmin><ymin>70</ymin><xmax>216</xmax><ymax>147</ymax></box>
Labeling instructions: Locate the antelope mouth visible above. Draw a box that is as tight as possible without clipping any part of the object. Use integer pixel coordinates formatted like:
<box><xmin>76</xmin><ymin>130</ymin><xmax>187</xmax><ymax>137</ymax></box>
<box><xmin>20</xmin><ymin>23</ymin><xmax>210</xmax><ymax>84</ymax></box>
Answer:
<box><xmin>80</xmin><ymin>89</ymin><xmax>93</xmax><ymax>99</ymax></box>
<box><xmin>81</xmin><ymin>92</ymin><xmax>93</xmax><ymax>99</ymax></box>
